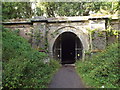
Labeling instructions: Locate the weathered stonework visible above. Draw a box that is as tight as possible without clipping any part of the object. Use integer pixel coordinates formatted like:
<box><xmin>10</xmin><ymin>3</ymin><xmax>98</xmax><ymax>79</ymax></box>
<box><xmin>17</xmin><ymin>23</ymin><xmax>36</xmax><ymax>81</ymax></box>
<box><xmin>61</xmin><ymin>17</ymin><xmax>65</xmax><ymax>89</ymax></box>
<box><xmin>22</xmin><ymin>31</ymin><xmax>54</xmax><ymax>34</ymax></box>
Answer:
<box><xmin>89</xmin><ymin>19</ymin><xmax>107</xmax><ymax>50</ymax></box>
<box><xmin>110</xmin><ymin>19</ymin><xmax>120</xmax><ymax>30</ymax></box>
<box><xmin>3</xmin><ymin>23</ymin><xmax>33</xmax><ymax>41</ymax></box>
<box><xmin>92</xmin><ymin>31</ymin><xmax>106</xmax><ymax>50</ymax></box>
<box><xmin>3</xmin><ymin>16</ymin><xmax>119</xmax><ymax>60</ymax></box>
<box><xmin>32</xmin><ymin>22</ymin><xmax>46</xmax><ymax>49</ymax></box>
<box><xmin>47</xmin><ymin>22</ymin><xmax>90</xmax><ymax>59</ymax></box>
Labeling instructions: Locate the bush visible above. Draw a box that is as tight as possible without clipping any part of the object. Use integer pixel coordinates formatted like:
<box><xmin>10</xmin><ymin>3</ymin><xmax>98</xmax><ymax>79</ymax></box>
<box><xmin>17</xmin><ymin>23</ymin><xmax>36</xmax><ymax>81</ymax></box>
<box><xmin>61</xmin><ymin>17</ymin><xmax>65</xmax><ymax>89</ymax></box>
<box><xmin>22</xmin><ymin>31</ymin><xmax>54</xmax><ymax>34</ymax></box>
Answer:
<box><xmin>2</xmin><ymin>27</ymin><xmax>60</xmax><ymax>88</ymax></box>
<box><xmin>76</xmin><ymin>43</ymin><xmax>119</xmax><ymax>88</ymax></box>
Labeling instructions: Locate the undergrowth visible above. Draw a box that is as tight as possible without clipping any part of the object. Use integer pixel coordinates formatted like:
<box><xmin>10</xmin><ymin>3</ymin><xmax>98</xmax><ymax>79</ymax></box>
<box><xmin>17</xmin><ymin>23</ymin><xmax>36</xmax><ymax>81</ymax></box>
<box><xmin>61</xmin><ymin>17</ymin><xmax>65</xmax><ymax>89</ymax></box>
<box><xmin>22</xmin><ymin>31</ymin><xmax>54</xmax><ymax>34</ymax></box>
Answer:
<box><xmin>76</xmin><ymin>43</ymin><xmax>120</xmax><ymax>88</ymax></box>
<box><xmin>2</xmin><ymin>27</ymin><xmax>60</xmax><ymax>88</ymax></box>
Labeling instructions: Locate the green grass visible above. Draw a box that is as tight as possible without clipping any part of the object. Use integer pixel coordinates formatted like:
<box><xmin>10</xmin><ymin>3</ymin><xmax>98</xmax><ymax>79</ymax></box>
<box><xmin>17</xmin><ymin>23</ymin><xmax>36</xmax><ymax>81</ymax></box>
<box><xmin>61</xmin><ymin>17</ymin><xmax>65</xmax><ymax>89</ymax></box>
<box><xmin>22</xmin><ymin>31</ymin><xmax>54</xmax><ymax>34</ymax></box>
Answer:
<box><xmin>2</xmin><ymin>27</ymin><xmax>60</xmax><ymax>88</ymax></box>
<box><xmin>76</xmin><ymin>43</ymin><xmax>119</xmax><ymax>88</ymax></box>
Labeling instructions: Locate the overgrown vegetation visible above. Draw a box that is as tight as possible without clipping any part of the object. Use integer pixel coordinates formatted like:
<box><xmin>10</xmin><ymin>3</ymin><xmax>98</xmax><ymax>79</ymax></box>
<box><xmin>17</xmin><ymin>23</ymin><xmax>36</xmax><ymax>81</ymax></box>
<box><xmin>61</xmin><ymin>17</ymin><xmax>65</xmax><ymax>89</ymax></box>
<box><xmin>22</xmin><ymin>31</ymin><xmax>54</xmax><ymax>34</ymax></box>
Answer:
<box><xmin>76</xmin><ymin>43</ymin><xmax>119</xmax><ymax>88</ymax></box>
<box><xmin>2</xmin><ymin>2</ymin><xmax>119</xmax><ymax>20</ymax></box>
<box><xmin>2</xmin><ymin>2</ymin><xmax>33</xmax><ymax>20</ymax></box>
<box><xmin>2</xmin><ymin>27</ymin><xmax>60</xmax><ymax>88</ymax></box>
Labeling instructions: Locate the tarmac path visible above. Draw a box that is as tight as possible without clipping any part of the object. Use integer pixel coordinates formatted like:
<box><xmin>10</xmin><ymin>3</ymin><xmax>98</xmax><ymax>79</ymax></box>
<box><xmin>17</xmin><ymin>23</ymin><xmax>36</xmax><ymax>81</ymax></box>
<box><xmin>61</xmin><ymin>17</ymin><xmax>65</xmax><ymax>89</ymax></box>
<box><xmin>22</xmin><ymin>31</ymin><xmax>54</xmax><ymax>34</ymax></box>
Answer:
<box><xmin>49</xmin><ymin>65</ymin><xmax>85</xmax><ymax>88</ymax></box>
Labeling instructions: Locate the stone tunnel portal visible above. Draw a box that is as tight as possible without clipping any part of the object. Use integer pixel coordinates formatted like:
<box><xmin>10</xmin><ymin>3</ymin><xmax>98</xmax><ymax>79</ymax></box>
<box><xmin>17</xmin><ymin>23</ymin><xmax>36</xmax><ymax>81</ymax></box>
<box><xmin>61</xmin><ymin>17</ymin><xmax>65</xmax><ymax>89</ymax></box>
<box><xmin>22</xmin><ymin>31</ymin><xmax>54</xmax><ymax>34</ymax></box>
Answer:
<box><xmin>53</xmin><ymin>32</ymin><xmax>83</xmax><ymax>64</ymax></box>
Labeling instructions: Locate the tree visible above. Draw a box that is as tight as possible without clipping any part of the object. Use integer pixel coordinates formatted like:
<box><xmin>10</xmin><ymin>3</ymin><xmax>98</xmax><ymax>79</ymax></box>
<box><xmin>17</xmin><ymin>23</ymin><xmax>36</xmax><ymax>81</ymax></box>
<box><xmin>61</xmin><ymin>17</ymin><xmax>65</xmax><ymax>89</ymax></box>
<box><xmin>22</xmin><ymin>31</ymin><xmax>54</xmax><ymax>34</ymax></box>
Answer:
<box><xmin>2</xmin><ymin>2</ymin><xmax>119</xmax><ymax>20</ymax></box>
<box><xmin>2</xmin><ymin>2</ymin><xmax>33</xmax><ymax>20</ymax></box>
<box><xmin>36</xmin><ymin>2</ymin><xmax>119</xmax><ymax>17</ymax></box>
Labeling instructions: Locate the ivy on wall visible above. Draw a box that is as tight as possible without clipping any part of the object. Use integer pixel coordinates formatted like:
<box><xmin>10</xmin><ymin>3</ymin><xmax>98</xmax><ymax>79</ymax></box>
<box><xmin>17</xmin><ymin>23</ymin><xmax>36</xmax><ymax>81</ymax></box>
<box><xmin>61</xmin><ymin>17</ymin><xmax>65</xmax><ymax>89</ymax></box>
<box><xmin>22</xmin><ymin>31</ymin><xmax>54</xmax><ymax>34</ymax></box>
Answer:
<box><xmin>105</xmin><ymin>26</ymin><xmax>119</xmax><ymax>36</ymax></box>
<box><xmin>86</xmin><ymin>26</ymin><xmax>119</xmax><ymax>59</ymax></box>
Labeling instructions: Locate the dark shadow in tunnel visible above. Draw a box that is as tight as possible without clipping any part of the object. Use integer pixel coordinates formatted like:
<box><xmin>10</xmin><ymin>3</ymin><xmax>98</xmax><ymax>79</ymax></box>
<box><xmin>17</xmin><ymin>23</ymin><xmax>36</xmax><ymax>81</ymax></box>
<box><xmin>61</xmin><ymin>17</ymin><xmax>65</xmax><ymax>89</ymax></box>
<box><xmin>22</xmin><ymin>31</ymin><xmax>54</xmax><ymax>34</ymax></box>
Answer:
<box><xmin>61</xmin><ymin>32</ymin><xmax>75</xmax><ymax>64</ymax></box>
<box><xmin>53</xmin><ymin>32</ymin><xmax>83</xmax><ymax>64</ymax></box>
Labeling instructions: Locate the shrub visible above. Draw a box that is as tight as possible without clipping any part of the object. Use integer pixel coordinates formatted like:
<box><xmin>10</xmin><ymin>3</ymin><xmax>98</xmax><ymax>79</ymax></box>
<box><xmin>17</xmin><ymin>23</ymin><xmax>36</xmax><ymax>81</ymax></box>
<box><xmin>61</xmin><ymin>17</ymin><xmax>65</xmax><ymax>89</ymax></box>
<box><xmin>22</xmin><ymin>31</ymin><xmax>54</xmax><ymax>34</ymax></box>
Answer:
<box><xmin>76</xmin><ymin>43</ymin><xmax>119</xmax><ymax>88</ymax></box>
<box><xmin>2</xmin><ymin>27</ymin><xmax>60</xmax><ymax>88</ymax></box>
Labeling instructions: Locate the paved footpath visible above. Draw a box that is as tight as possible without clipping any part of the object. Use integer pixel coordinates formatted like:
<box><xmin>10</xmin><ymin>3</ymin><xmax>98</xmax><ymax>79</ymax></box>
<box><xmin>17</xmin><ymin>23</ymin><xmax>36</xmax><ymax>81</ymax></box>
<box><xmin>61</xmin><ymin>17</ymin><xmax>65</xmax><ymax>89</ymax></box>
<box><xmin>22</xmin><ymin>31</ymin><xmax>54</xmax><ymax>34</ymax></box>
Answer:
<box><xmin>49</xmin><ymin>65</ymin><xmax>85</xmax><ymax>88</ymax></box>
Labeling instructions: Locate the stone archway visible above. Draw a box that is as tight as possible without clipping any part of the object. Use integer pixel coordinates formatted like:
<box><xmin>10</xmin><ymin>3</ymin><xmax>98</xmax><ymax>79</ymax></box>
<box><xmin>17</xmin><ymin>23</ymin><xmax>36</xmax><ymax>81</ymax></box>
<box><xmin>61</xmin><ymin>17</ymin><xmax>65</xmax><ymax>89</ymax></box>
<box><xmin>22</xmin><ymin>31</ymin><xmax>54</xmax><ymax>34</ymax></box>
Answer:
<box><xmin>47</xmin><ymin>26</ymin><xmax>89</xmax><ymax>61</ymax></box>
<box><xmin>53</xmin><ymin>32</ymin><xmax>83</xmax><ymax>64</ymax></box>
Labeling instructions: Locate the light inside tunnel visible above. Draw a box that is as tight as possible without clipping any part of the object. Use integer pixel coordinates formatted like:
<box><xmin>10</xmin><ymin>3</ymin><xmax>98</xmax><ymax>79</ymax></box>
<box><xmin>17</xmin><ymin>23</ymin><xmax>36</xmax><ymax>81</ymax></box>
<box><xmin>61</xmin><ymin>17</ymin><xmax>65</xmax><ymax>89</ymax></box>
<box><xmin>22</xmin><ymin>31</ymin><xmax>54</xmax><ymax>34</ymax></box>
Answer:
<box><xmin>53</xmin><ymin>32</ymin><xmax>83</xmax><ymax>64</ymax></box>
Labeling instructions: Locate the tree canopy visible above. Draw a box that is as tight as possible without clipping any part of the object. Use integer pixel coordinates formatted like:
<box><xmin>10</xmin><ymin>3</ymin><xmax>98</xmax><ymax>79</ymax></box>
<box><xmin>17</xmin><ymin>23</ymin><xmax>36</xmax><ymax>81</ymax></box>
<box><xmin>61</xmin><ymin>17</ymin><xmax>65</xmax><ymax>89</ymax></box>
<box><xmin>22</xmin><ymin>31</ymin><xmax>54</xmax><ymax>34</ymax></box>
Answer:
<box><xmin>2</xmin><ymin>2</ymin><xmax>33</xmax><ymax>20</ymax></box>
<box><xmin>2</xmin><ymin>2</ymin><xmax>120</xmax><ymax>20</ymax></box>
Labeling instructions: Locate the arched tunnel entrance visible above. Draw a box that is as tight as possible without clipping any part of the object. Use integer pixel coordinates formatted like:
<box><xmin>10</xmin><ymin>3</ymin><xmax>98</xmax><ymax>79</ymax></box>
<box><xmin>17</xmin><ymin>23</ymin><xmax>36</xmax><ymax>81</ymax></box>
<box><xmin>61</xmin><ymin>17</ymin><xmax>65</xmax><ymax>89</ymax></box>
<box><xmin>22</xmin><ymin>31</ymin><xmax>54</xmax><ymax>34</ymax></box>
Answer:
<box><xmin>53</xmin><ymin>32</ymin><xmax>83</xmax><ymax>64</ymax></box>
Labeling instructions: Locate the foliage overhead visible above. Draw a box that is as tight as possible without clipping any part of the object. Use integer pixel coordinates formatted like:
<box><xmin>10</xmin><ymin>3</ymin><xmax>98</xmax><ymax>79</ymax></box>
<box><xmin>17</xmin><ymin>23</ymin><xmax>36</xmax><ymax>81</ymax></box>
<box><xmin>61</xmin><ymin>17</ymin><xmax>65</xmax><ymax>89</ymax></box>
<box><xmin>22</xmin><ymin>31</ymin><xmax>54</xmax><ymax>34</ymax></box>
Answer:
<box><xmin>2</xmin><ymin>2</ymin><xmax>33</xmax><ymax>20</ymax></box>
<box><xmin>2</xmin><ymin>2</ymin><xmax>119</xmax><ymax>20</ymax></box>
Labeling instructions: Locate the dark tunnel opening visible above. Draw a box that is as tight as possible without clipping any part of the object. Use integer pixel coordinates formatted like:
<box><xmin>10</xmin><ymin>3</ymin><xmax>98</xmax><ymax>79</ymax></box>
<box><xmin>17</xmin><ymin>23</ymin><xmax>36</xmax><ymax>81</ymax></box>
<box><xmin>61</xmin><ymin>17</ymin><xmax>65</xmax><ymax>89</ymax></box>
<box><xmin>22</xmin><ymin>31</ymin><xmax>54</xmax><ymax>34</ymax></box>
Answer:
<box><xmin>53</xmin><ymin>32</ymin><xmax>83</xmax><ymax>64</ymax></box>
<box><xmin>62</xmin><ymin>32</ymin><xmax>75</xmax><ymax>64</ymax></box>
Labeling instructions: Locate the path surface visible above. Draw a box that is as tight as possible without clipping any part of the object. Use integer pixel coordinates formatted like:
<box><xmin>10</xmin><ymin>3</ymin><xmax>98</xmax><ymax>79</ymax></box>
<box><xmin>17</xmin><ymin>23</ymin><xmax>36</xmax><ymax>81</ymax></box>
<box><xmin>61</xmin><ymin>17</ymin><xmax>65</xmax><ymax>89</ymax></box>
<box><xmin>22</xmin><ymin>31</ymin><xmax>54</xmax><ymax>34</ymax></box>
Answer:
<box><xmin>49</xmin><ymin>65</ymin><xmax>85</xmax><ymax>88</ymax></box>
